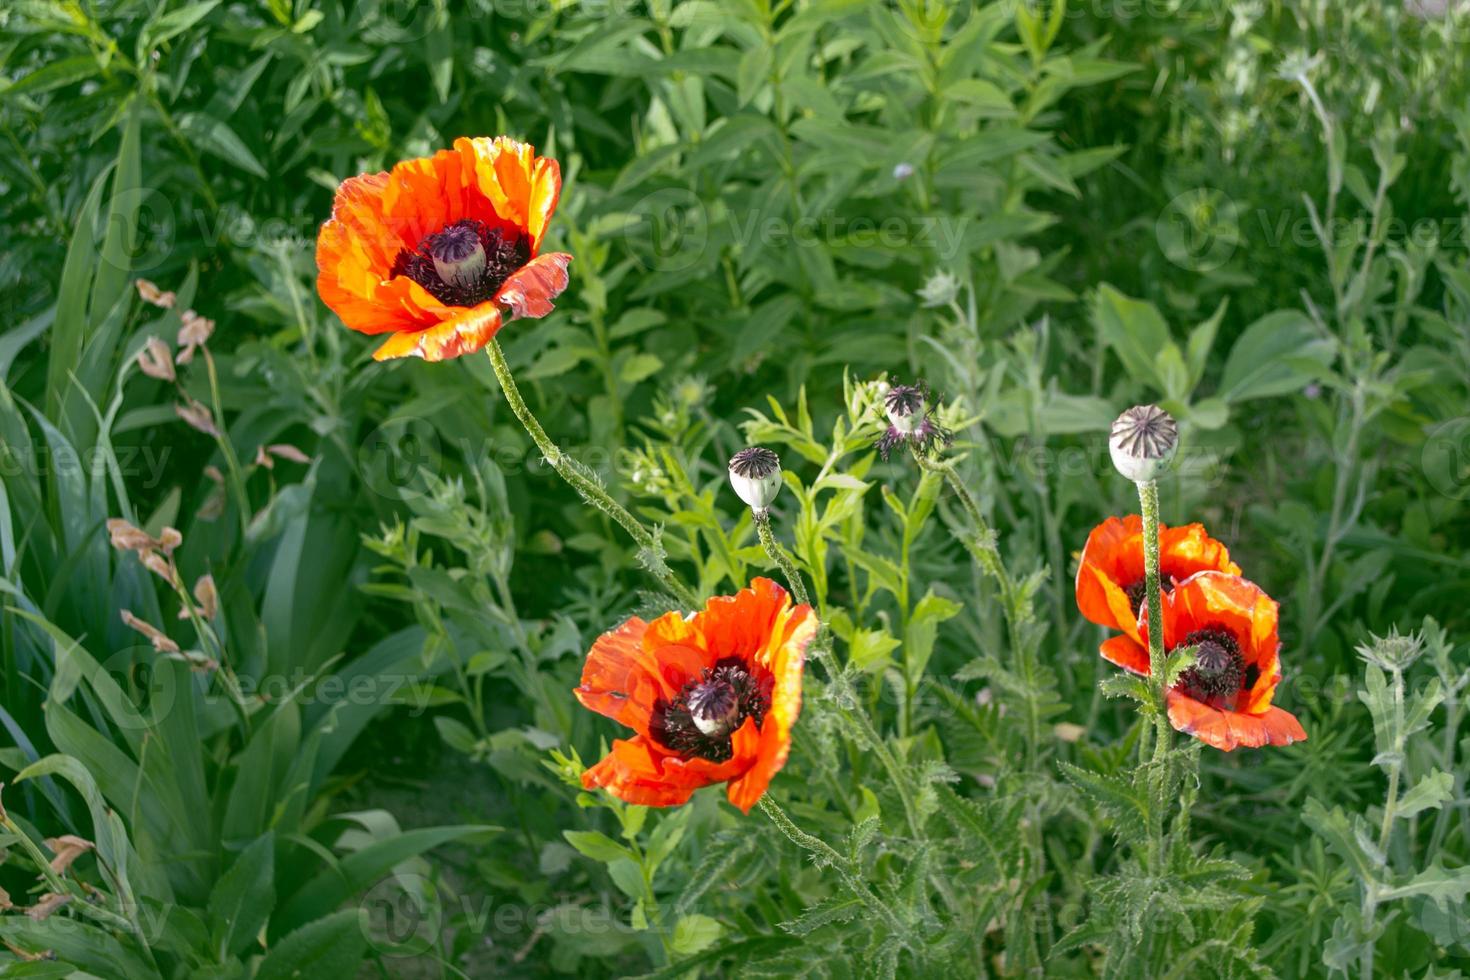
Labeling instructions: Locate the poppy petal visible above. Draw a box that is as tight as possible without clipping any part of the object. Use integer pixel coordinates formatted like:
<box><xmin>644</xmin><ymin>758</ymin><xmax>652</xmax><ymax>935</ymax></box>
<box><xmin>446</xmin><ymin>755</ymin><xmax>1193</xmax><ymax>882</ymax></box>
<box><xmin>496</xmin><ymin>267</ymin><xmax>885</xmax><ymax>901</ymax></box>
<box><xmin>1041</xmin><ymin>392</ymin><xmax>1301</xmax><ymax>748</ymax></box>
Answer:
<box><xmin>581</xmin><ymin>736</ymin><xmax>707</xmax><ymax>807</ymax></box>
<box><xmin>494</xmin><ymin>252</ymin><xmax>572</xmax><ymax>319</ymax></box>
<box><xmin>575</xmin><ymin>616</ymin><xmax>707</xmax><ymax>734</ymax></box>
<box><xmin>371</xmin><ymin>304</ymin><xmax>504</xmax><ymax>362</ymax></box>
<box><xmin>1165</xmin><ymin>691</ymin><xmax>1306</xmax><ymax>751</ymax></box>
<box><xmin>1075</xmin><ymin>516</ymin><xmax>1143</xmax><ymax>632</ymax></box>
<box><xmin>1160</xmin><ymin>523</ymin><xmax>1242</xmax><ymax>580</ymax></box>
<box><xmin>462</xmin><ymin>136</ymin><xmax>563</xmax><ymax>251</ymax></box>
<box><xmin>1100</xmin><ymin>634</ymin><xmax>1151</xmax><ymax>675</ymax></box>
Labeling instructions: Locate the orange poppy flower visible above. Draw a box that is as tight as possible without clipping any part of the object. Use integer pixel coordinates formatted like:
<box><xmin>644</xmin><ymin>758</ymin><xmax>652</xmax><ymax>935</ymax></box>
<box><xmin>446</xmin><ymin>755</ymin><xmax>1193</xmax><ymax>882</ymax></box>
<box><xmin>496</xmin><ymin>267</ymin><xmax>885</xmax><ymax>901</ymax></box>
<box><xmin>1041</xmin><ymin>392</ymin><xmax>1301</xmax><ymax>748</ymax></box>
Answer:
<box><xmin>1100</xmin><ymin>571</ymin><xmax>1307</xmax><ymax>752</ymax></box>
<box><xmin>315</xmin><ymin>136</ymin><xmax>572</xmax><ymax>362</ymax></box>
<box><xmin>575</xmin><ymin>578</ymin><xmax>816</xmax><ymax>812</ymax></box>
<box><xmin>1076</xmin><ymin>515</ymin><xmax>1240</xmax><ymax>646</ymax></box>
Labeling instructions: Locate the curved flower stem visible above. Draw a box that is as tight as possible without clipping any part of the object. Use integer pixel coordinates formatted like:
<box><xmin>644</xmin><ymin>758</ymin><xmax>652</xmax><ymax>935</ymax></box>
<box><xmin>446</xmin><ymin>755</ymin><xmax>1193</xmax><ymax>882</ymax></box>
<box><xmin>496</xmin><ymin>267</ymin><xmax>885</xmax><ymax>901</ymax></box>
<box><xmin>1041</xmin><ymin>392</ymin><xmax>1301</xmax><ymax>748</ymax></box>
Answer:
<box><xmin>911</xmin><ymin>449</ymin><xmax>1044</xmax><ymax>766</ymax></box>
<box><xmin>758</xmin><ymin>796</ymin><xmax>908</xmax><ymax>936</ymax></box>
<box><xmin>752</xmin><ymin>512</ymin><xmax>927</xmax><ymax>842</ymax></box>
<box><xmin>753</xmin><ymin>510</ymin><xmax>811</xmax><ymax>609</ymax></box>
<box><xmin>484</xmin><ymin>340</ymin><xmax>698</xmax><ymax>610</ymax></box>
<box><xmin>1136</xmin><ymin>478</ymin><xmax>1173</xmax><ymax>872</ymax></box>
<box><xmin>201</xmin><ymin>348</ymin><xmax>252</xmax><ymax>542</ymax></box>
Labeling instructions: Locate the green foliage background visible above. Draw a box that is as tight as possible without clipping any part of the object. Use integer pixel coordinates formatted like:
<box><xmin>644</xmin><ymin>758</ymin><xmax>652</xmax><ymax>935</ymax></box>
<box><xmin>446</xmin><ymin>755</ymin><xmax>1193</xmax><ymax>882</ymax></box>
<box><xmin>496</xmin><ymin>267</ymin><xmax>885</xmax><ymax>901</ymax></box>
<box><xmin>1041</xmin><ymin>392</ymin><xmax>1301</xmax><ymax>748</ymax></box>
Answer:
<box><xmin>1</xmin><ymin>0</ymin><xmax>1468</xmax><ymax>976</ymax></box>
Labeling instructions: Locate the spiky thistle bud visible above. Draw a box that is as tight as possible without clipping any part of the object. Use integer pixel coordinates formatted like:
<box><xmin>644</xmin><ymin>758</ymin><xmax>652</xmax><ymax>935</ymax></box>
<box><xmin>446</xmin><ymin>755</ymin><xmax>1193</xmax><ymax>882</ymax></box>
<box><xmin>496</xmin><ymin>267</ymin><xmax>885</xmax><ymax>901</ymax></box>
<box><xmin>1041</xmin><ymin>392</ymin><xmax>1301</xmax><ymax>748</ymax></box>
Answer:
<box><xmin>728</xmin><ymin>447</ymin><xmax>782</xmax><ymax>514</ymax></box>
<box><xmin>1109</xmin><ymin>404</ymin><xmax>1178</xmax><ymax>483</ymax></box>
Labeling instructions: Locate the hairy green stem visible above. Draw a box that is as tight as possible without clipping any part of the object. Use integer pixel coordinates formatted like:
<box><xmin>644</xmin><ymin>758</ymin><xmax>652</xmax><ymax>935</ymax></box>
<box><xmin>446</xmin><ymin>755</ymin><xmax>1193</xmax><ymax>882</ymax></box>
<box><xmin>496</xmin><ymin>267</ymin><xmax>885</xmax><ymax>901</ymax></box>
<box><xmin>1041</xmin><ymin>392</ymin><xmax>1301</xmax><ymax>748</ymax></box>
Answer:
<box><xmin>1137</xmin><ymin>479</ymin><xmax>1173</xmax><ymax>873</ymax></box>
<box><xmin>753</xmin><ymin>510</ymin><xmax>812</xmax><ymax>609</ymax></box>
<box><xmin>758</xmin><ymin>796</ymin><xmax>908</xmax><ymax>936</ymax></box>
<box><xmin>484</xmin><ymin>340</ymin><xmax>697</xmax><ymax>609</ymax></box>
<box><xmin>751</xmin><ymin>515</ymin><xmax>926</xmax><ymax>841</ymax></box>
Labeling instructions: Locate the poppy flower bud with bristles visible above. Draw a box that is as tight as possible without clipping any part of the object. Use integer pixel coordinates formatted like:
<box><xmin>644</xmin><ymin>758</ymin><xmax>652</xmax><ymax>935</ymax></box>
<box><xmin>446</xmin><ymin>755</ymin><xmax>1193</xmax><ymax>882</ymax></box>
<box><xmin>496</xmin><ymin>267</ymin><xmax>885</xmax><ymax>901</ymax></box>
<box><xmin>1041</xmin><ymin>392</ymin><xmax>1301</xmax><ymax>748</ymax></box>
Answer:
<box><xmin>1109</xmin><ymin>404</ymin><xmax>1178</xmax><ymax>483</ymax></box>
<box><xmin>728</xmin><ymin>447</ymin><xmax>782</xmax><ymax>515</ymax></box>
<box><xmin>877</xmin><ymin>380</ymin><xmax>952</xmax><ymax>460</ymax></box>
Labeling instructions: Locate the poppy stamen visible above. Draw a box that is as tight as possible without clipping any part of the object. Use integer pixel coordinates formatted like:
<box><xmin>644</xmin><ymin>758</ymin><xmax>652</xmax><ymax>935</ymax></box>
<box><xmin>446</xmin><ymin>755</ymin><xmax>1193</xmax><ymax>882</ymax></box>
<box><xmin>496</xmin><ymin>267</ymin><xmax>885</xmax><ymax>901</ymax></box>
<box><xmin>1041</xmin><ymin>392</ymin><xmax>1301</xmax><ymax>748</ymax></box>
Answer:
<box><xmin>1176</xmin><ymin>626</ymin><xmax>1245</xmax><ymax>702</ymax></box>
<box><xmin>392</xmin><ymin>219</ymin><xmax>531</xmax><ymax>308</ymax></box>
<box><xmin>1124</xmin><ymin>579</ymin><xmax>1148</xmax><ymax>614</ymax></box>
<box><xmin>650</xmin><ymin>658</ymin><xmax>769</xmax><ymax>763</ymax></box>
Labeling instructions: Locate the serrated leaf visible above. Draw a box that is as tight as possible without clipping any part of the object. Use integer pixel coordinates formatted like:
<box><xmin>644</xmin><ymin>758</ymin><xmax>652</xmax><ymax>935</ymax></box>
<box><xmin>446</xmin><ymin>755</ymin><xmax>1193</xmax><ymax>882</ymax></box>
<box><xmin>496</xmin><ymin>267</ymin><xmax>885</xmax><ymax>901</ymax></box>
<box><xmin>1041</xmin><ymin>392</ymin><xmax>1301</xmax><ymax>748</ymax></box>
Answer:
<box><xmin>1395</xmin><ymin>770</ymin><xmax>1454</xmax><ymax>819</ymax></box>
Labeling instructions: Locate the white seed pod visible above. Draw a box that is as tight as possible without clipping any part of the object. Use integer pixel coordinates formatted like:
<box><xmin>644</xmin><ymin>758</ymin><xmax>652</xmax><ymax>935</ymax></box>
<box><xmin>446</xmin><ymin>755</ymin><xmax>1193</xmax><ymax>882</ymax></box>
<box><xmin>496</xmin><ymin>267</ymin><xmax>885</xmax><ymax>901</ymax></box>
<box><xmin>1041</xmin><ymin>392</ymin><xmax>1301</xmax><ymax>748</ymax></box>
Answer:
<box><xmin>1109</xmin><ymin>404</ymin><xmax>1178</xmax><ymax>483</ymax></box>
<box><xmin>728</xmin><ymin>447</ymin><xmax>782</xmax><ymax>514</ymax></box>
<box><xmin>883</xmin><ymin>384</ymin><xmax>926</xmax><ymax>435</ymax></box>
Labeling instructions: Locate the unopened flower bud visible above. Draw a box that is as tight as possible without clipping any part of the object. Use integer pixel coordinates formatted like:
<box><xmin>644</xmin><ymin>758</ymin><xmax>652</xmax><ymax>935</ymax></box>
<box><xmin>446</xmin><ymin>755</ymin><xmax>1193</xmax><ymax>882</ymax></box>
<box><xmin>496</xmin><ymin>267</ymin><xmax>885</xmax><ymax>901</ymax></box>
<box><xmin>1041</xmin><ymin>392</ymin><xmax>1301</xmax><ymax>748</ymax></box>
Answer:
<box><xmin>121</xmin><ymin>610</ymin><xmax>180</xmax><ymax>653</ymax></box>
<box><xmin>917</xmin><ymin>269</ymin><xmax>961</xmax><ymax>308</ymax></box>
<box><xmin>176</xmin><ymin>398</ymin><xmax>219</xmax><ymax>437</ymax></box>
<box><xmin>107</xmin><ymin>518</ymin><xmax>154</xmax><ymax>553</ymax></box>
<box><xmin>141</xmin><ymin>551</ymin><xmax>173</xmax><ymax>581</ymax></box>
<box><xmin>1109</xmin><ymin>404</ymin><xmax>1178</xmax><ymax>483</ymax></box>
<box><xmin>893</xmin><ymin>162</ymin><xmax>915</xmax><ymax>181</ymax></box>
<box><xmin>189</xmin><ymin>574</ymin><xmax>219</xmax><ymax>621</ymax></box>
<box><xmin>728</xmin><ymin>447</ymin><xmax>782</xmax><ymax>514</ymax></box>
<box><xmin>135</xmin><ymin>279</ymin><xmax>175</xmax><ymax>309</ymax></box>
<box><xmin>137</xmin><ymin>337</ymin><xmax>175</xmax><ymax>382</ymax></box>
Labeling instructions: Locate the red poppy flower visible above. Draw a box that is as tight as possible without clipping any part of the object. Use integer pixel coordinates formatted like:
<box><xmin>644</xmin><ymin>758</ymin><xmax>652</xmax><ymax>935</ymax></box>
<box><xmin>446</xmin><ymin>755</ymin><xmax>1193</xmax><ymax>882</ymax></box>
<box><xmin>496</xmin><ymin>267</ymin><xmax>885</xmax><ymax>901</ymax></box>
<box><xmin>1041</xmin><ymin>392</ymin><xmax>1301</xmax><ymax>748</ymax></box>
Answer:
<box><xmin>1100</xmin><ymin>571</ymin><xmax>1307</xmax><ymax>751</ymax></box>
<box><xmin>315</xmin><ymin>136</ymin><xmax>572</xmax><ymax>362</ymax></box>
<box><xmin>575</xmin><ymin>578</ymin><xmax>816</xmax><ymax>812</ymax></box>
<box><xmin>1076</xmin><ymin>515</ymin><xmax>1241</xmax><ymax>646</ymax></box>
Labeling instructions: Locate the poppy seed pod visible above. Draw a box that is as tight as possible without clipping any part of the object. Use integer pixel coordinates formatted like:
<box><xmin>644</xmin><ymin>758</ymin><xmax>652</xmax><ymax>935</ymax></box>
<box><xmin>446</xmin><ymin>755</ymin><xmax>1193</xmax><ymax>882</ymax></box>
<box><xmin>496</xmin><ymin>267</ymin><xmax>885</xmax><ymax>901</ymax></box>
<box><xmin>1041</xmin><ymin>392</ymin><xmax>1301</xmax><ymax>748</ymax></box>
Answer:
<box><xmin>1109</xmin><ymin>404</ymin><xmax>1178</xmax><ymax>483</ymax></box>
<box><xmin>728</xmin><ymin>447</ymin><xmax>782</xmax><ymax>514</ymax></box>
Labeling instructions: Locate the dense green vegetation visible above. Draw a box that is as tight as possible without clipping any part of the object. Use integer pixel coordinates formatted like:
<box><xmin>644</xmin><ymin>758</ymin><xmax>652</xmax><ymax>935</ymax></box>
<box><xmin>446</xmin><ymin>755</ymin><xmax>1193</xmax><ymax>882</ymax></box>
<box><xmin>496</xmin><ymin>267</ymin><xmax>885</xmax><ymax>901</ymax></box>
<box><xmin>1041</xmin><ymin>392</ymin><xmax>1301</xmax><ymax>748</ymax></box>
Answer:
<box><xmin>2</xmin><ymin>1</ymin><xmax>1468</xmax><ymax>976</ymax></box>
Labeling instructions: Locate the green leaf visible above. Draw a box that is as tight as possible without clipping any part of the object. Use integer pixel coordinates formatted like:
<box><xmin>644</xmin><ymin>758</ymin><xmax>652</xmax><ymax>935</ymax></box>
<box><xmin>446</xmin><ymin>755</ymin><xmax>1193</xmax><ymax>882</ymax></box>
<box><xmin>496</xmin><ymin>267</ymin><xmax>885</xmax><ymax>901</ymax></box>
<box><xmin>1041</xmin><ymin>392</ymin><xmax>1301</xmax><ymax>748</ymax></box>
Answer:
<box><xmin>671</xmin><ymin>914</ymin><xmax>724</xmax><ymax>955</ymax></box>
<box><xmin>1092</xmin><ymin>284</ymin><xmax>1171</xmax><ymax>393</ymax></box>
<box><xmin>255</xmin><ymin>910</ymin><xmax>367</xmax><ymax>980</ymax></box>
<box><xmin>276</xmin><ymin>825</ymin><xmax>491</xmax><ymax>929</ymax></box>
<box><xmin>45</xmin><ymin>152</ymin><xmax>109</xmax><ymax>422</ymax></box>
<box><xmin>904</xmin><ymin>590</ymin><xmax>963</xmax><ymax>682</ymax></box>
<box><xmin>1381</xmin><ymin>863</ymin><xmax>1470</xmax><ymax>909</ymax></box>
<box><xmin>1217</xmin><ymin>311</ymin><xmax>1335</xmax><ymax>402</ymax></box>
<box><xmin>0</xmin><ymin>55</ymin><xmax>99</xmax><ymax>100</ymax></box>
<box><xmin>434</xmin><ymin>716</ymin><xmax>479</xmax><ymax>754</ymax></box>
<box><xmin>564</xmin><ymin>830</ymin><xmax>632</xmax><ymax>864</ymax></box>
<box><xmin>1395</xmin><ymin>770</ymin><xmax>1454</xmax><ymax>819</ymax></box>
<box><xmin>1099</xmin><ymin>673</ymin><xmax>1151</xmax><ymax>703</ymax></box>
<box><xmin>178</xmin><ymin>111</ymin><xmax>269</xmax><ymax>178</ymax></box>
<box><xmin>619</xmin><ymin>352</ymin><xmax>664</xmax><ymax>385</ymax></box>
<box><xmin>209</xmin><ymin>832</ymin><xmax>275</xmax><ymax>959</ymax></box>
<box><xmin>140</xmin><ymin>0</ymin><xmax>221</xmax><ymax>53</ymax></box>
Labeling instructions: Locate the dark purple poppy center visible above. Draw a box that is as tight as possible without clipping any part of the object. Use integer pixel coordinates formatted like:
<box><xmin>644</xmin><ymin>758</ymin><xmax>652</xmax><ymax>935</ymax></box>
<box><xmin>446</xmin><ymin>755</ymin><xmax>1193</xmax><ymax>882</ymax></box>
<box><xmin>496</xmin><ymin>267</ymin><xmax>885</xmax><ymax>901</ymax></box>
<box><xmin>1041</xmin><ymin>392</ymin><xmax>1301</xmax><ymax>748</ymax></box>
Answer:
<box><xmin>1175</xmin><ymin>626</ymin><xmax>1255</xmax><ymax>703</ymax></box>
<box><xmin>650</xmin><ymin>658</ymin><xmax>770</xmax><ymax>763</ymax></box>
<box><xmin>391</xmin><ymin>218</ymin><xmax>530</xmax><ymax>307</ymax></box>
